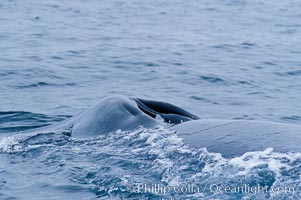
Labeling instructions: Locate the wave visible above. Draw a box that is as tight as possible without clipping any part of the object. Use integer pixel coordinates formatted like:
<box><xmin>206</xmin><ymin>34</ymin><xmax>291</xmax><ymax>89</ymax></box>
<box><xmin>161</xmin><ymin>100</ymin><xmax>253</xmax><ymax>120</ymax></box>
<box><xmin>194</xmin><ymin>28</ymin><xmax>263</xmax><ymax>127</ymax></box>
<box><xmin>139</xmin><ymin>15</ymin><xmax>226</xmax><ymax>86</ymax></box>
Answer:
<box><xmin>0</xmin><ymin>111</ymin><xmax>69</xmax><ymax>133</ymax></box>
<box><xmin>0</xmin><ymin>127</ymin><xmax>300</xmax><ymax>199</ymax></box>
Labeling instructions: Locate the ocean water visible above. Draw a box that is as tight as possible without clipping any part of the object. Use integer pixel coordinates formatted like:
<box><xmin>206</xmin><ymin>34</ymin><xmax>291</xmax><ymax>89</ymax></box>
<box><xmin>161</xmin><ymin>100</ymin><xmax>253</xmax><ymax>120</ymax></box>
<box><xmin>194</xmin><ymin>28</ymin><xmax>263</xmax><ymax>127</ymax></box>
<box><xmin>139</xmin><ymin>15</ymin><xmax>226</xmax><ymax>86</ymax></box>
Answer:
<box><xmin>0</xmin><ymin>0</ymin><xmax>301</xmax><ymax>199</ymax></box>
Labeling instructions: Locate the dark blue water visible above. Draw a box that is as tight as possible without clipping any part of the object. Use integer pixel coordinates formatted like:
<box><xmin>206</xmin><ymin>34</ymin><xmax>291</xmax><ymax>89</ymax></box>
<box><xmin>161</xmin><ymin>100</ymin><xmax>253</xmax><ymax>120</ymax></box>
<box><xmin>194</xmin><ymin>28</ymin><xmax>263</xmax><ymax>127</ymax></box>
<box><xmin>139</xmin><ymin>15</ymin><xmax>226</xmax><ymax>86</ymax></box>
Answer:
<box><xmin>0</xmin><ymin>0</ymin><xmax>301</xmax><ymax>199</ymax></box>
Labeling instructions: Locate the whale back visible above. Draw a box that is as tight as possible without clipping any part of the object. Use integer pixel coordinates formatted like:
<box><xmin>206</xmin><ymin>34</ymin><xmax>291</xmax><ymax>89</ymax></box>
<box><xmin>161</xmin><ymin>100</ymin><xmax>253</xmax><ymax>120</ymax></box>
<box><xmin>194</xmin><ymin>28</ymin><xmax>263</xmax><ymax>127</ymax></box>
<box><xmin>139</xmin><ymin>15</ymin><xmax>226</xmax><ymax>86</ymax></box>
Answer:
<box><xmin>171</xmin><ymin>119</ymin><xmax>301</xmax><ymax>158</ymax></box>
<box><xmin>16</xmin><ymin>96</ymin><xmax>301</xmax><ymax>157</ymax></box>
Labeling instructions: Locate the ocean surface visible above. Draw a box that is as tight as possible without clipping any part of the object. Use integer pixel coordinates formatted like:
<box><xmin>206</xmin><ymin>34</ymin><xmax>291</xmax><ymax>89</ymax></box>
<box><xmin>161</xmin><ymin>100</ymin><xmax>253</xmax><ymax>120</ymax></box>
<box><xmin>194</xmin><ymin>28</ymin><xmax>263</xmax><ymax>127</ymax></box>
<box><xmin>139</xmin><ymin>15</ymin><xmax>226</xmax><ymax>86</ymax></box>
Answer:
<box><xmin>0</xmin><ymin>0</ymin><xmax>301</xmax><ymax>199</ymax></box>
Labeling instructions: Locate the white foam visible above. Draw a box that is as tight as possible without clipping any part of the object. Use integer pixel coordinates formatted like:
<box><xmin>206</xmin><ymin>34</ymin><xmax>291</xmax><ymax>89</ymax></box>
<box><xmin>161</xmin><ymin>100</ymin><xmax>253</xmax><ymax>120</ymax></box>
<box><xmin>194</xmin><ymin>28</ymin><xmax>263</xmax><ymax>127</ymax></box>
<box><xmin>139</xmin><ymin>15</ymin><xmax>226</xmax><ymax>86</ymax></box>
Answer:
<box><xmin>0</xmin><ymin>136</ymin><xmax>22</xmax><ymax>153</ymax></box>
<box><xmin>228</xmin><ymin>148</ymin><xmax>301</xmax><ymax>176</ymax></box>
<box><xmin>199</xmin><ymin>147</ymin><xmax>227</xmax><ymax>174</ymax></box>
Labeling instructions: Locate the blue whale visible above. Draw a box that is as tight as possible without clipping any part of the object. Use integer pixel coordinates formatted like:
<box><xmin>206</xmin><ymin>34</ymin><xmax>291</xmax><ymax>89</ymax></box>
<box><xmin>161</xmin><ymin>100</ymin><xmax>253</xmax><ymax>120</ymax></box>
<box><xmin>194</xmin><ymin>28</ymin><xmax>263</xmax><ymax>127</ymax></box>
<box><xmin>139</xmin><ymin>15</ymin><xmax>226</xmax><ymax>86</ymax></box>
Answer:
<box><xmin>25</xmin><ymin>96</ymin><xmax>301</xmax><ymax>158</ymax></box>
